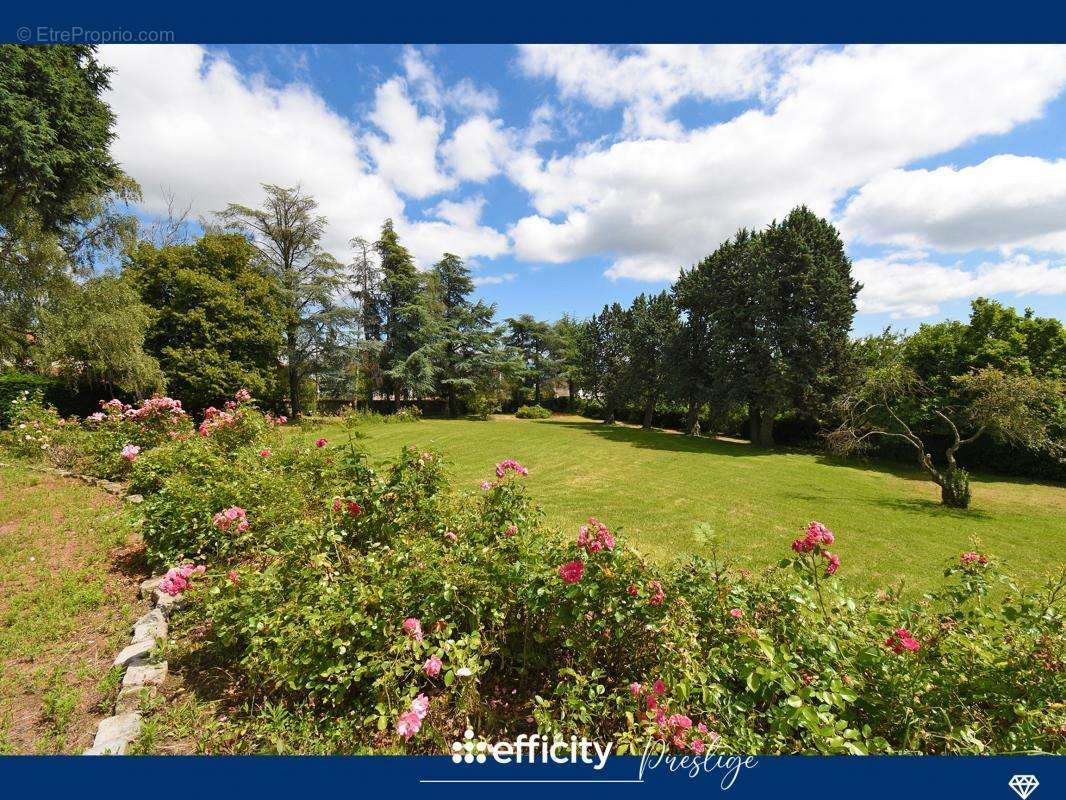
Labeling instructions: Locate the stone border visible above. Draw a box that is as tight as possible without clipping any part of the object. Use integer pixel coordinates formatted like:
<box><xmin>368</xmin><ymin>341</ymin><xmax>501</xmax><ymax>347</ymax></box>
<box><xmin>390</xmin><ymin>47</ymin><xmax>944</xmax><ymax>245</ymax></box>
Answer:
<box><xmin>0</xmin><ymin>460</ymin><xmax>143</xmax><ymax>504</ymax></box>
<box><xmin>83</xmin><ymin>574</ymin><xmax>184</xmax><ymax>754</ymax></box>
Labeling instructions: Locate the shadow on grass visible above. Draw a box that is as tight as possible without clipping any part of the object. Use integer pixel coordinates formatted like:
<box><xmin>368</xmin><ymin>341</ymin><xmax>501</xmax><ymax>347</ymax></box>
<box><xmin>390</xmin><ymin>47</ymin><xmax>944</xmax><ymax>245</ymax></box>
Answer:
<box><xmin>543</xmin><ymin>419</ymin><xmax>778</xmax><ymax>457</ymax></box>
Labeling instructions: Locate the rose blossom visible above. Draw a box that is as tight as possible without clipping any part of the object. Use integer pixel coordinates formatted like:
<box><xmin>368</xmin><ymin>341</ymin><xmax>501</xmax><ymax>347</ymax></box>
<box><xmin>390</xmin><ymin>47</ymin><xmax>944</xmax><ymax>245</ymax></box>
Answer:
<box><xmin>424</xmin><ymin>655</ymin><xmax>443</xmax><ymax>677</ymax></box>
<box><xmin>315</xmin><ymin>438</ymin><xmax>327</xmax><ymax>447</ymax></box>
<box><xmin>402</xmin><ymin>617</ymin><xmax>424</xmax><ymax>643</ymax></box>
<box><xmin>558</xmin><ymin>560</ymin><xmax>585</xmax><ymax>584</ymax></box>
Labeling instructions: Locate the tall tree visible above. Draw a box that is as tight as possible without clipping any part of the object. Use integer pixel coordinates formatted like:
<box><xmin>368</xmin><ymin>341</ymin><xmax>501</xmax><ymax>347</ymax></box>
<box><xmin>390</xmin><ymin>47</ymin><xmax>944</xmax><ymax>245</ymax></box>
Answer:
<box><xmin>376</xmin><ymin>220</ymin><xmax>436</xmax><ymax>405</ymax></box>
<box><xmin>676</xmin><ymin>208</ymin><xmax>859</xmax><ymax>446</ymax></box>
<box><xmin>627</xmin><ymin>291</ymin><xmax>681</xmax><ymax>429</ymax></box>
<box><xmin>552</xmin><ymin>313</ymin><xmax>585</xmax><ymax>405</ymax></box>
<box><xmin>0</xmin><ymin>45</ymin><xmax>124</xmax><ymax>235</ymax></box>
<box><xmin>0</xmin><ymin>45</ymin><xmax>139</xmax><ymax>360</ymax></box>
<box><xmin>432</xmin><ymin>253</ymin><xmax>505</xmax><ymax>416</ymax></box>
<box><xmin>673</xmin><ymin>229</ymin><xmax>756</xmax><ymax>435</ymax></box>
<box><xmin>124</xmin><ymin>232</ymin><xmax>285</xmax><ymax>410</ymax></box>
<box><xmin>219</xmin><ymin>184</ymin><xmax>348</xmax><ymax>416</ymax></box>
<box><xmin>347</xmin><ymin>235</ymin><xmax>385</xmax><ymax>406</ymax></box>
<box><xmin>505</xmin><ymin>314</ymin><xmax>561</xmax><ymax>406</ymax></box>
<box><xmin>578</xmin><ymin>303</ymin><xmax>631</xmax><ymax>424</ymax></box>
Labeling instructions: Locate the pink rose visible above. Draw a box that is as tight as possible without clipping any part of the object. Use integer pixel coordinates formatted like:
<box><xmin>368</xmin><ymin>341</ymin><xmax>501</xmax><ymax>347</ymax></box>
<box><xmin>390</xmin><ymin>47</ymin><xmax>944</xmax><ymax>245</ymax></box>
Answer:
<box><xmin>652</xmin><ymin>679</ymin><xmax>666</xmax><ymax>696</ymax></box>
<box><xmin>630</xmin><ymin>682</ymin><xmax>642</xmax><ymax>696</ymax></box>
<box><xmin>558</xmin><ymin>560</ymin><xmax>585</xmax><ymax>584</ymax></box>
<box><xmin>424</xmin><ymin>655</ymin><xmax>443</xmax><ymax>677</ymax></box>
<box><xmin>729</xmin><ymin>608</ymin><xmax>743</xmax><ymax>618</ymax></box>
<box><xmin>315</xmin><ymin>438</ymin><xmax>327</xmax><ymax>447</ymax></box>
<box><xmin>396</xmin><ymin>711</ymin><xmax>422</xmax><ymax>740</ymax></box>
<box><xmin>411</xmin><ymin>693</ymin><xmax>430</xmax><ymax>718</ymax></box>
<box><xmin>259</xmin><ymin>449</ymin><xmax>271</xmax><ymax>458</ymax></box>
<box><xmin>121</xmin><ymin>444</ymin><xmax>140</xmax><ymax>462</ymax></box>
<box><xmin>402</xmin><ymin>618</ymin><xmax>424</xmax><ymax>643</ymax></box>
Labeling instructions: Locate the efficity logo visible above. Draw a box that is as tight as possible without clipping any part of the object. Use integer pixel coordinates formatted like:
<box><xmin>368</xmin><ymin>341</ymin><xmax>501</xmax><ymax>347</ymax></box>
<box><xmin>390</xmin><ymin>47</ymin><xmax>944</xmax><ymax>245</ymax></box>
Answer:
<box><xmin>450</xmin><ymin>728</ymin><xmax>612</xmax><ymax>769</ymax></box>
<box><xmin>1008</xmin><ymin>775</ymin><xmax>1039</xmax><ymax>799</ymax></box>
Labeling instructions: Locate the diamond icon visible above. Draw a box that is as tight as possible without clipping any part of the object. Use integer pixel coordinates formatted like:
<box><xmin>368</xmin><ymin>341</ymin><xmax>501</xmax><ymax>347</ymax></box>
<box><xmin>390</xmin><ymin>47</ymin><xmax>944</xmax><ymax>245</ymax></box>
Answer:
<box><xmin>1008</xmin><ymin>775</ymin><xmax>1039</xmax><ymax>799</ymax></box>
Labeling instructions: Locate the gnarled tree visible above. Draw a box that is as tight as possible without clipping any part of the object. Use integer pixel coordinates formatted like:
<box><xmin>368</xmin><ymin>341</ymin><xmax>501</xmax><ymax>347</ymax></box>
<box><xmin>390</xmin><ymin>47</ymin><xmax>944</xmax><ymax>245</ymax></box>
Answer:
<box><xmin>827</xmin><ymin>364</ymin><xmax>1062</xmax><ymax>508</ymax></box>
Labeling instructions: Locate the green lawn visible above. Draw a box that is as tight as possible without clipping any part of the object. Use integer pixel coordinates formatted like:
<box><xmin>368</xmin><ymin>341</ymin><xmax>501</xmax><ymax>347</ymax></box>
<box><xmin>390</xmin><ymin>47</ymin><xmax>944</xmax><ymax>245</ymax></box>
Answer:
<box><xmin>291</xmin><ymin>415</ymin><xmax>1066</xmax><ymax>592</ymax></box>
<box><xmin>0</xmin><ymin>464</ymin><xmax>143</xmax><ymax>753</ymax></box>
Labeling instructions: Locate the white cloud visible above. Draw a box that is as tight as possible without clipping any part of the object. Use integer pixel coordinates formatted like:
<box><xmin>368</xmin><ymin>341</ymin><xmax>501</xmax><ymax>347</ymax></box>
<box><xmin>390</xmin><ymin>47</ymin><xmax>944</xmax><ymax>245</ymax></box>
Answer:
<box><xmin>100</xmin><ymin>45</ymin><xmax>508</xmax><ymax>268</ymax></box>
<box><xmin>400</xmin><ymin>196</ymin><xmax>509</xmax><ymax>265</ymax></box>
<box><xmin>474</xmin><ymin>271</ymin><xmax>517</xmax><ymax>286</ymax></box>
<box><xmin>855</xmin><ymin>253</ymin><xmax>1066</xmax><ymax>317</ymax></box>
<box><xmin>840</xmin><ymin>155</ymin><xmax>1066</xmax><ymax>253</ymax></box>
<box><xmin>441</xmin><ymin>115</ymin><xmax>513</xmax><ymax>182</ymax></box>
<box><xmin>402</xmin><ymin>45</ymin><xmax>498</xmax><ymax>114</ymax></box>
<box><xmin>517</xmin><ymin>44</ymin><xmax>798</xmax><ymax>138</ymax></box>
<box><xmin>364</xmin><ymin>77</ymin><xmax>455</xmax><ymax>199</ymax></box>
<box><xmin>100</xmin><ymin>44</ymin><xmax>403</xmax><ymax>261</ymax></box>
<box><xmin>508</xmin><ymin>45</ymin><xmax>1066</xmax><ymax>283</ymax></box>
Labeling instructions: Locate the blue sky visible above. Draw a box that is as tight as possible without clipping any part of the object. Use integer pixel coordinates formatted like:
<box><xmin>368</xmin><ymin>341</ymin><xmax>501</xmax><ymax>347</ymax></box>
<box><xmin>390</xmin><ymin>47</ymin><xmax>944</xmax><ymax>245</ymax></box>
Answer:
<box><xmin>98</xmin><ymin>44</ymin><xmax>1066</xmax><ymax>335</ymax></box>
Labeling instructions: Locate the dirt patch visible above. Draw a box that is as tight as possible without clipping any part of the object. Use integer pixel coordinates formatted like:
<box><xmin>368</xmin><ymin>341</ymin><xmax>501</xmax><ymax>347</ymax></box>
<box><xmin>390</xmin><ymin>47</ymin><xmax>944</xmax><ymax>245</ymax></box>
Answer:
<box><xmin>0</xmin><ymin>466</ymin><xmax>148</xmax><ymax>753</ymax></box>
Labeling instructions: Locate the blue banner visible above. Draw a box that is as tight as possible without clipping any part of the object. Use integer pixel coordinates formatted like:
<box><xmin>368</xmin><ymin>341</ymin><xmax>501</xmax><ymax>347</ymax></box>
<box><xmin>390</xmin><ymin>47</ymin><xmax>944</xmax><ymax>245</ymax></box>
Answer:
<box><xmin>3</xmin><ymin>0</ymin><xmax>1066</xmax><ymax>43</ymax></box>
<box><xmin>0</xmin><ymin>755</ymin><xmax>1061</xmax><ymax>799</ymax></box>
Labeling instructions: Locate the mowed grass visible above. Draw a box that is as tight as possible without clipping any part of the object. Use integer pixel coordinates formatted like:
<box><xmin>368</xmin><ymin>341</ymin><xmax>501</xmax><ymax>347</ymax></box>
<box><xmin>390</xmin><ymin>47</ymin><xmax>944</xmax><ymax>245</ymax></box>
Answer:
<box><xmin>291</xmin><ymin>415</ymin><xmax>1066</xmax><ymax>592</ymax></box>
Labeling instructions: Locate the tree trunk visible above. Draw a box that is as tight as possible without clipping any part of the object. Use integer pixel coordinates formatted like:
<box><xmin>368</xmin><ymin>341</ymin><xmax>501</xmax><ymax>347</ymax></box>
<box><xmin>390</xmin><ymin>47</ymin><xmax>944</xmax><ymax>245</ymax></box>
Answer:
<box><xmin>756</xmin><ymin>412</ymin><xmax>775</xmax><ymax>447</ymax></box>
<box><xmin>603</xmin><ymin>402</ymin><xmax>616</xmax><ymax>425</ymax></box>
<box><xmin>286</xmin><ymin>325</ymin><xmax>301</xmax><ymax>418</ymax></box>
<box><xmin>685</xmin><ymin>400</ymin><xmax>700</xmax><ymax>436</ymax></box>
<box><xmin>939</xmin><ymin>465</ymin><xmax>972</xmax><ymax>508</ymax></box>
<box><xmin>748</xmin><ymin>406</ymin><xmax>761</xmax><ymax>443</ymax></box>
<box><xmin>642</xmin><ymin>396</ymin><xmax>655</xmax><ymax>429</ymax></box>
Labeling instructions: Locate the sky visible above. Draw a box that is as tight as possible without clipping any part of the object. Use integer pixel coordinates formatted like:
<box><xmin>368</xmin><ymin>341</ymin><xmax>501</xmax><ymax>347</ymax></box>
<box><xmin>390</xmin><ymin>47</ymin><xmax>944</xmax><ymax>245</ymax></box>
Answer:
<box><xmin>96</xmin><ymin>44</ymin><xmax>1066</xmax><ymax>335</ymax></box>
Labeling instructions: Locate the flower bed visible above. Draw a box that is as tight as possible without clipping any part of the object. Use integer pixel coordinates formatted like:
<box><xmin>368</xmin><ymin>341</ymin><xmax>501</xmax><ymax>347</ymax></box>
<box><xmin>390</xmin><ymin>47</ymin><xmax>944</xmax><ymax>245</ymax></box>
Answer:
<box><xmin>4</xmin><ymin>390</ymin><xmax>1065</xmax><ymax>754</ymax></box>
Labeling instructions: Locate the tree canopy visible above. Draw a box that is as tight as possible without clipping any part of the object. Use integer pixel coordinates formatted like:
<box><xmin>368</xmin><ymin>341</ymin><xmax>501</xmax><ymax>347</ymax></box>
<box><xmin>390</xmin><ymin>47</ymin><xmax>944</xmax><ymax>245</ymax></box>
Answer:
<box><xmin>125</xmin><ymin>233</ymin><xmax>285</xmax><ymax>410</ymax></box>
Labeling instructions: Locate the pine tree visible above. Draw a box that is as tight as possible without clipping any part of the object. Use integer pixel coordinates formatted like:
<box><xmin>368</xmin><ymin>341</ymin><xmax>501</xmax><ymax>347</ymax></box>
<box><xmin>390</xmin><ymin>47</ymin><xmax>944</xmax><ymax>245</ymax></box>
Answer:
<box><xmin>376</xmin><ymin>220</ymin><xmax>436</xmax><ymax>406</ymax></box>
<box><xmin>432</xmin><ymin>253</ymin><xmax>505</xmax><ymax>416</ymax></box>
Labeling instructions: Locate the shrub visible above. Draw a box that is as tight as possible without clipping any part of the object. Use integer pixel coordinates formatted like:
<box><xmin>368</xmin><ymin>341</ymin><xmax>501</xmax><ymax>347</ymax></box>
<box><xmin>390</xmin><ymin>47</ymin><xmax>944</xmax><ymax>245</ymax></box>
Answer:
<box><xmin>0</xmin><ymin>373</ymin><xmax>60</xmax><ymax>426</ymax></box>
<box><xmin>515</xmin><ymin>404</ymin><xmax>552</xmax><ymax>420</ymax></box>
<box><xmin>393</xmin><ymin>405</ymin><xmax>423</xmax><ymax>423</ymax></box>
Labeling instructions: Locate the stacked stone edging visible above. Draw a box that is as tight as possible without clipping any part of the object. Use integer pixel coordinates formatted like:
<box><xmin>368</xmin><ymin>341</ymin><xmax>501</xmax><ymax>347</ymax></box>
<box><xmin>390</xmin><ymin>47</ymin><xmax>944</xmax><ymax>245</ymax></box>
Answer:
<box><xmin>83</xmin><ymin>575</ymin><xmax>183</xmax><ymax>754</ymax></box>
<box><xmin>0</xmin><ymin>460</ymin><xmax>143</xmax><ymax>503</ymax></box>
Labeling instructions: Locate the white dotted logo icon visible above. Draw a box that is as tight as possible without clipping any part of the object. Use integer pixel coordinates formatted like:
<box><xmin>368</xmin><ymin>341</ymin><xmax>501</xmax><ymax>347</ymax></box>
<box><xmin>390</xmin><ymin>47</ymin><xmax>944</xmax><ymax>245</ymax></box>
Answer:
<box><xmin>451</xmin><ymin>728</ymin><xmax>488</xmax><ymax>764</ymax></box>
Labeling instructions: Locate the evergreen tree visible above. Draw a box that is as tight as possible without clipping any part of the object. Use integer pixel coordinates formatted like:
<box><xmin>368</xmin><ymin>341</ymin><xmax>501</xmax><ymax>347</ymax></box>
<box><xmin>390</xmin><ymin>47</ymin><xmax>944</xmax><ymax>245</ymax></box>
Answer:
<box><xmin>376</xmin><ymin>220</ymin><xmax>436</xmax><ymax>405</ymax></box>
<box><xmin>432</xmin><ymin>253</ymin><xmax>505</xmax><ymax>416</ymax></box>
<box><xmin>505</xmin><ymin>314</ymin><xmax>561</xmax><ymax>406</ymax></box>
<box><xmin>578</xmin><ymin>303</ymin><xmax>631</xmax><ymax>424</ymax></box>
<box><xmin>627</xmin><ymin>291</ymin><xmax>681</xmax><ymax>429</ymax></box>
<box><xmin>676</xmin><ymin>208</ymin><xmax>858</xmax><ymax>446</ymax></box>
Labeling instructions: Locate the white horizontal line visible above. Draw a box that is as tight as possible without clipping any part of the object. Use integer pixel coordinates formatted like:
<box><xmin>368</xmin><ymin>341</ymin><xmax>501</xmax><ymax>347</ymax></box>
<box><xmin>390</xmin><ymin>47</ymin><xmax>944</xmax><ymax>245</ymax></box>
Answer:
<box><xmin>419</xmin><ymin>779</ymin><xmax>644</xmax><ymax>784</ymax></box>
